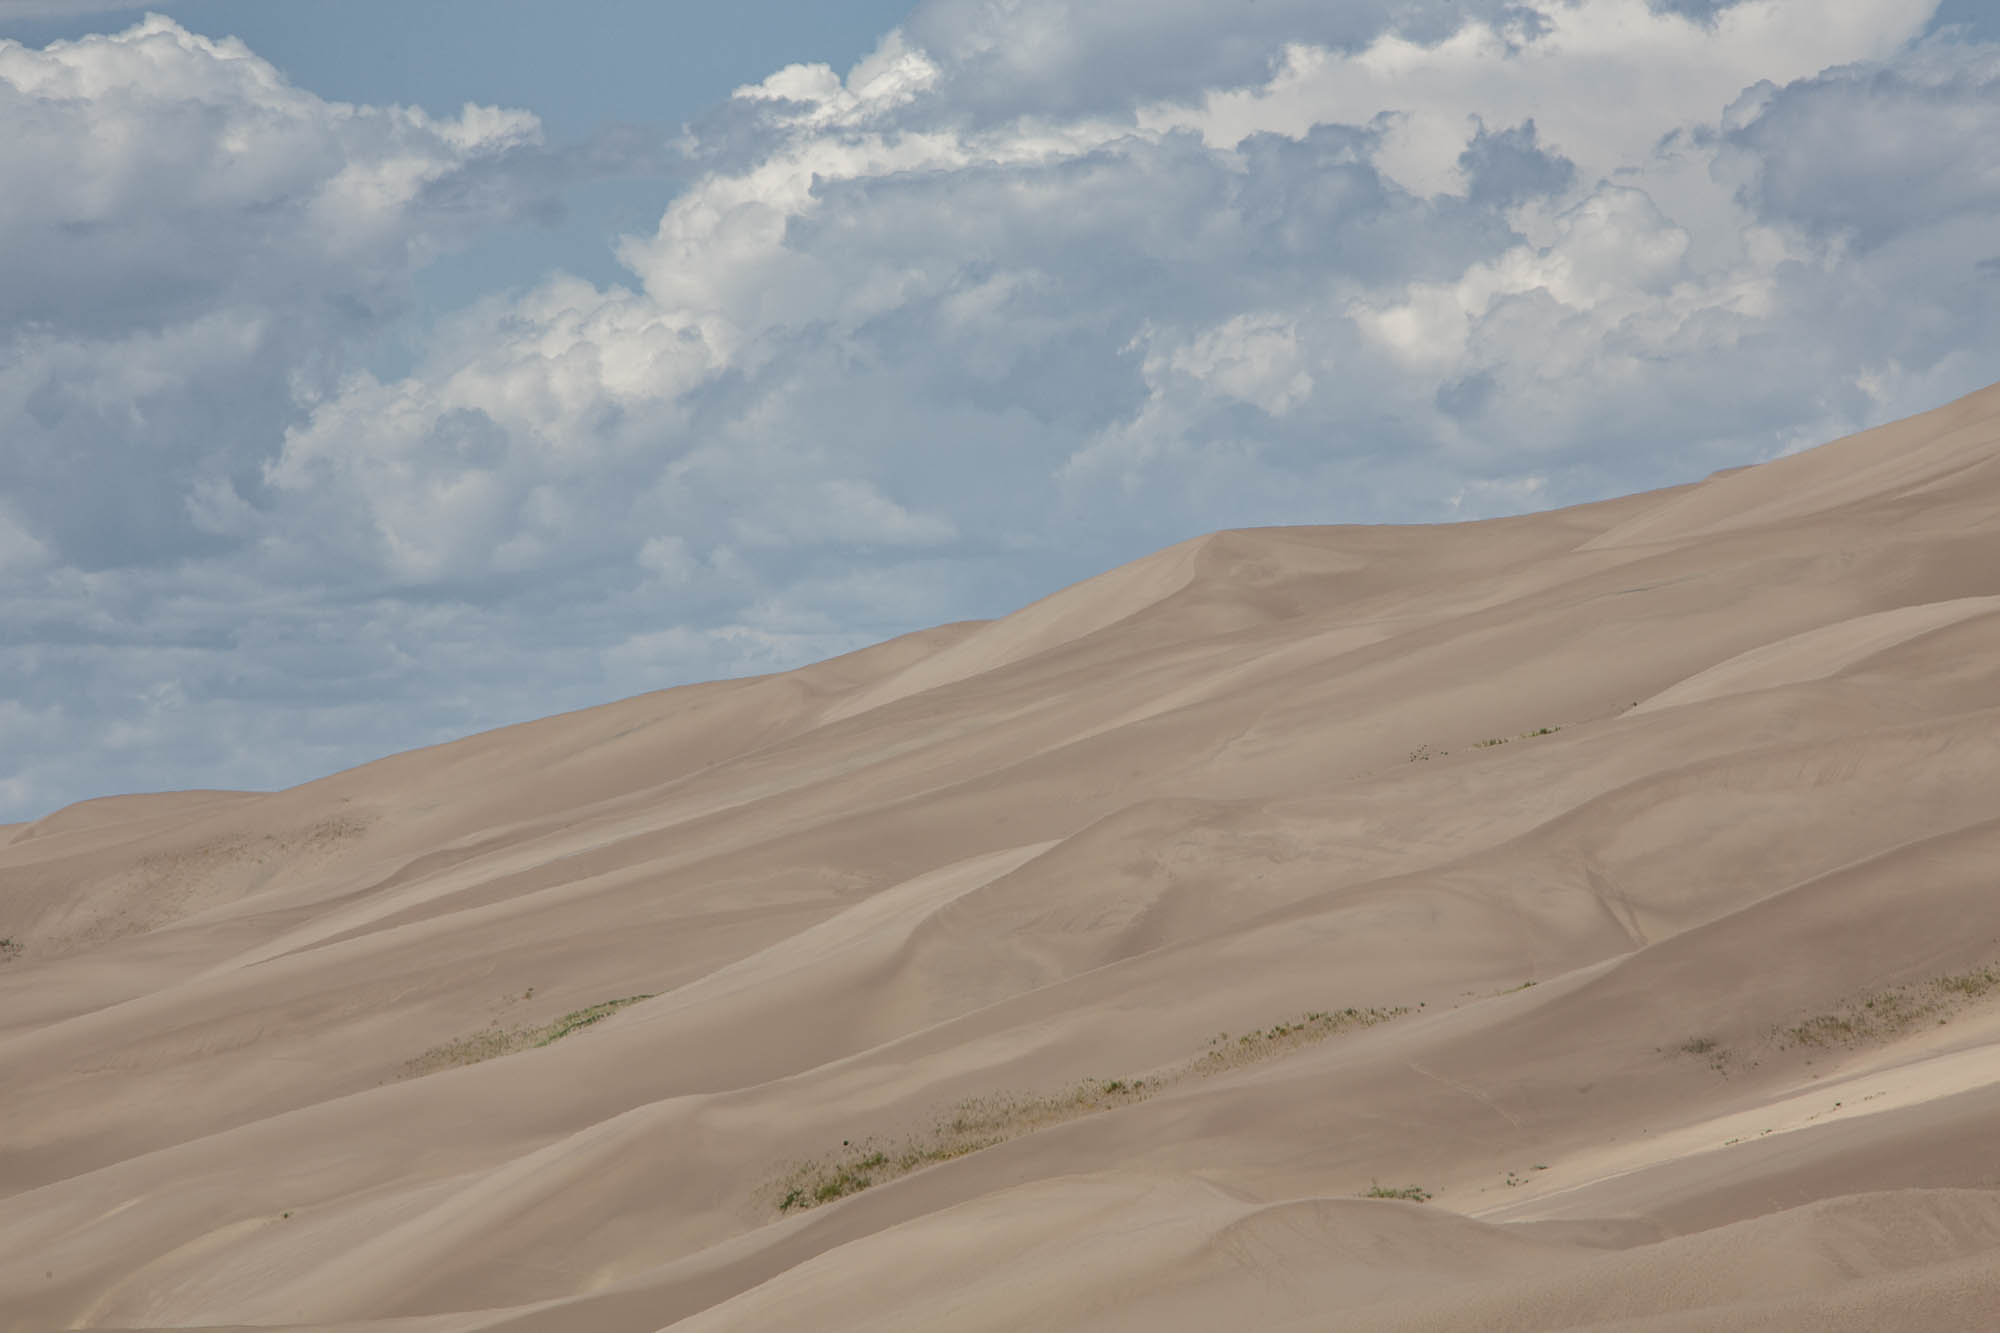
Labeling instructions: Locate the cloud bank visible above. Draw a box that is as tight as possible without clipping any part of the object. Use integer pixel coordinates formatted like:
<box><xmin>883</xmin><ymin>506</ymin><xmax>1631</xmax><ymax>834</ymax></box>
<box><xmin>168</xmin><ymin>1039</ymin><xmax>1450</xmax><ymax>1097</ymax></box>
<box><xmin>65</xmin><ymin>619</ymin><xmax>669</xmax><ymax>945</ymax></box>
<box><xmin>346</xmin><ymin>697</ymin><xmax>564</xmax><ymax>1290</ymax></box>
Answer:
<box><xmin>3</xmin><ymin>1</ymin><xmax>1998</xmax><ymax>818</ymax></box>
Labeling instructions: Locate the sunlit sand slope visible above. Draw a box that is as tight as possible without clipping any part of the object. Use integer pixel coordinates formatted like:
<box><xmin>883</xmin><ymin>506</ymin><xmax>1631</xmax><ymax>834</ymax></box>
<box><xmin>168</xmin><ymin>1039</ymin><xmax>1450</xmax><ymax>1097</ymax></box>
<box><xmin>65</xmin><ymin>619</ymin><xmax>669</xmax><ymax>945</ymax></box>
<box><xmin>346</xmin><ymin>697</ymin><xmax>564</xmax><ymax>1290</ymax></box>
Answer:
<box><xmin>4</xmin><ymin>382</ymin><xmax>2000</xmax><ymax>1331</ymax></box>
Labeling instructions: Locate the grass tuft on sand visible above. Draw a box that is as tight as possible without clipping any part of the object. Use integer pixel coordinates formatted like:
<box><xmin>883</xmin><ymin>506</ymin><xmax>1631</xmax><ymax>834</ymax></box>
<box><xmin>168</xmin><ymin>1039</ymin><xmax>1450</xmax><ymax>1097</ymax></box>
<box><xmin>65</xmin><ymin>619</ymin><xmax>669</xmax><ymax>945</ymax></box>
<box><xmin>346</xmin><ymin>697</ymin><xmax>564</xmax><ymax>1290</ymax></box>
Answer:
<box><xmin>1362</xmin><ymin>1183</ymin><xmax>1432</xmax><ymax>1202</ymax></box>
<box><xmin>1778</xmin><ymin>963</ymin><xmax>2000</xmax><ymax>1051</ymax></box>
<box><xmin>772</xmin><ymin>1003</ymin><xmax>1408</xmax><ymax>1213</ymax></box>
<box><xmin>402</xmin><ymin>994</ymin><xmax>654</xmax><ymax>1076</ymax></box>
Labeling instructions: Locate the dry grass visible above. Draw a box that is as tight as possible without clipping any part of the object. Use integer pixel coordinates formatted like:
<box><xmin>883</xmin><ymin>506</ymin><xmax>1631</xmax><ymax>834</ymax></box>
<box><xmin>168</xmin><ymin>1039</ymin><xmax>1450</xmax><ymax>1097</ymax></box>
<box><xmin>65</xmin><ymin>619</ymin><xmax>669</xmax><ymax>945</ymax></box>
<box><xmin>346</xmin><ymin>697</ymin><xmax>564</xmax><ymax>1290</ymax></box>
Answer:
<box><xmin>1363</xmin><ymin>1183</ymin><xmax>1432</xmax><ymax>1202</ymax></box>
<box><xmin>1935</xmin><ymin>963</ymin><xmax>2000</xmax><ymax>1000</ymax></box>
<box><xmin>772</xmin><ymin>1004</ymin><xmax>1408</xmax><ymax>1213</ymax></box>
<box><xmin>1779</xmin><ymin>963</ymin><xmax>2000</xmax><ymax>1051</ymax></box>
<box><xmin>1475</xmin><ymin>726</ymin><xmax>1563</xmax><ymax>750</ymax></box>
<box><xmin>402</xmin><ymin>994</ymin><xmax>654</xmax><ymax>1076</ymax></box>
<box><xmin>772</xmin><ymin>1077</ymin><xmax>1160</xmax><ymax>1213</ymax></box>
<box><xmin>1192</xmin><ymin>1007</ymin><xmax>1407</xmax><ymax>1074</ymax></box>
<box><xmin>1670</xmin><ymin>1034</ymin><xmax>1732</xmax><ymax>1073</ymax></box>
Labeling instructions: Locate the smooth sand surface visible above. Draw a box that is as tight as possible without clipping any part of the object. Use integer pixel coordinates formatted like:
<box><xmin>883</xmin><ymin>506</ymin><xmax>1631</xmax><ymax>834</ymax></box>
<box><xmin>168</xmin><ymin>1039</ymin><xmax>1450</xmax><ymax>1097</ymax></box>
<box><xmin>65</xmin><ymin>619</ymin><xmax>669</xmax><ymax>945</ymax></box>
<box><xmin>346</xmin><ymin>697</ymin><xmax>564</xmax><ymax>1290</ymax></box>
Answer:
<box><xmin>6</xmin><ymin>382</ymin><xmax>2000</xmax><ymax>1331</ymax></box>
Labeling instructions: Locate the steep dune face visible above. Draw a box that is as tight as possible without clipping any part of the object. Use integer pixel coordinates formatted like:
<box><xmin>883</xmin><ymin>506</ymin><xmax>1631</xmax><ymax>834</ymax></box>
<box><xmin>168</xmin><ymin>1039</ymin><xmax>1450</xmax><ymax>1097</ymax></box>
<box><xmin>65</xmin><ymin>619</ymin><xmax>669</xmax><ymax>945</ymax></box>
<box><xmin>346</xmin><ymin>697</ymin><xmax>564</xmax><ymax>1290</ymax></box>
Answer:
<box><xmin>4</xmin><ymin>383</ymin><xmax>2000</xmax><ymax>1331</ymax></box>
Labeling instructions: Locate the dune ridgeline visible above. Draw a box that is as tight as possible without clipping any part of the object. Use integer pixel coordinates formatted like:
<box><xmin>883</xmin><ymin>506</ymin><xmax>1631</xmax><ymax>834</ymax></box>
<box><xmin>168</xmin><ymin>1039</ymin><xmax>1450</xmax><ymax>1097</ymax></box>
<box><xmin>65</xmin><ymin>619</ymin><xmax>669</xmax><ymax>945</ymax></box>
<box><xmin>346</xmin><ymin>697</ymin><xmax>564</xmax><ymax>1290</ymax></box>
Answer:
<box><xmin>6</xmin><ymin>383</ymin><xmax>2000</xmax><ymax>1331</ymax></box>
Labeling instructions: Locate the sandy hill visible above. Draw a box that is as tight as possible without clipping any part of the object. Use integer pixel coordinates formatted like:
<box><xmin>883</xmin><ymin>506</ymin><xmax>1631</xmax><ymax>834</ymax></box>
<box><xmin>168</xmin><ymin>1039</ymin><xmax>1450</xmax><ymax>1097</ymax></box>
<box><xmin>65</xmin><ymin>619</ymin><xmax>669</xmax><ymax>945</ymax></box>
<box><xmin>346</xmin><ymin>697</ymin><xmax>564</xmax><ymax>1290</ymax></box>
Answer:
<box><xmin>5</xmin><ymin>383</ymin><xmax>2000</xmax><ymax>1331</ymax></box>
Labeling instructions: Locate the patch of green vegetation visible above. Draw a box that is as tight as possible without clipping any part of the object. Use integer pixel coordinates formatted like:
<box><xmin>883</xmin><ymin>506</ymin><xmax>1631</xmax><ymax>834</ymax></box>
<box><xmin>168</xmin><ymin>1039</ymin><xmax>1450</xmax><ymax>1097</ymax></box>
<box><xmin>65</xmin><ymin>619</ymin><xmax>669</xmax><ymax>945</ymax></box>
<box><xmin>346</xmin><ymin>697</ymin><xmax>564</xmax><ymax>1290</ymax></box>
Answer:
<box><xmin>1670</xmin><ymin>1034</ymin><xmax>1733</xmax><ymax>1073</ymax></box>
<box><xmin>1415</xmin><ymin>727</ymin><xmax>1558</xmax><ymax>763</ymax></box>
<box><xmin>796</xmin><ymin>1150</ymin><xmax>891</xmax><ymax>1208</ymax></box>
<box><xmin>1363</xmin><ymin>1183</ymin><xmax>1431</xmax><ymax>1202</ymax></box>
<box><xmin>1776</xmin><ymin>963</ymin><xmax>2000</xmax><ymax>1052</ymax></box>
<box><xmin>772</xmin><ymin>1004</ymin><xmax>1410</xmax><ymax>1214</ymax></box>
<box><xmin>1192</xmin><ymin>1006</ymin><xmax>1407</xmax><ymax>1075</ymax></box>
<box><xmin>1935</xmin><ymin>964</ymin><xmax>2000</xmax><ymax>1000</ymax></box>
<box><xmin>1476</xmin><ymin>727</ymin><xmax>1560</xmax><ymax>751</ymax></box>
<box><xmin>0</xmin><ymin>937</ymin><xmax>17</xmax><ymax>959</ymax></box>
<box><xmin>1784</xmin><ymin>990</ymin><xmax>1938</xmax><ymax>1050</ymax></box>
<box><xmin>532</xmin><ymin>996</ymin><xmax>653</xmax><ymax>1046</ymax></box>
<box><xmin>773</xmin><ymin>1077</ymin><xmax>1152</xmax><ymax>1213</ymax></box>
<box><xmin>407</xmin><ymin>1025</ymin><xmax>515</xmax><ymax>1071</ymax></box>
<box><xmin>402</xmin><ymin>994</ymin><xmax>654</xmax><ymax>1077</ymax></box>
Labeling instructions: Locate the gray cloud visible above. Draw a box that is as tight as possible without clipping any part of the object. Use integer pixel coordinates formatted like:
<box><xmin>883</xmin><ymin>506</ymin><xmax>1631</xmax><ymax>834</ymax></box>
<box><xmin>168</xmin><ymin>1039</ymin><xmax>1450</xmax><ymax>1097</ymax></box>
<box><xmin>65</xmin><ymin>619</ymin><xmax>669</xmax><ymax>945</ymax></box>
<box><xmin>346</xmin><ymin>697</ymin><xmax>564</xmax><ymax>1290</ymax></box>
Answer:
<box><xmin>1645</xmin><ymin>0</ymin><xmax>1754</xmax><ymax>23</ymax></box>
<box><xmin>1721</xmin><ymin>38</ymin><xmax>2000</xmax><ymax>251</ymax></box>
<box><xmin>1458</xmin><ymin>118</ymin><xmax>1574</xmax><ymax>209</ymax></box>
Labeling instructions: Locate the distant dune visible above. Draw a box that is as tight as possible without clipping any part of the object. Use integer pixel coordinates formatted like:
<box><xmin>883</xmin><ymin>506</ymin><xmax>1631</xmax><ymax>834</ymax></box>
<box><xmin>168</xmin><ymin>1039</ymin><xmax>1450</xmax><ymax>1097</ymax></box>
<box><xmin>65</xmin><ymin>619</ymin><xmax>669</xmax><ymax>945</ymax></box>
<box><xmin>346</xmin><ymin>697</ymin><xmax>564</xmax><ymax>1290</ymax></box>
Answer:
<box><xmin>5</xmin><ymin>383</ymin><xmax>2000</xmax><ymax>1331</ymax></box>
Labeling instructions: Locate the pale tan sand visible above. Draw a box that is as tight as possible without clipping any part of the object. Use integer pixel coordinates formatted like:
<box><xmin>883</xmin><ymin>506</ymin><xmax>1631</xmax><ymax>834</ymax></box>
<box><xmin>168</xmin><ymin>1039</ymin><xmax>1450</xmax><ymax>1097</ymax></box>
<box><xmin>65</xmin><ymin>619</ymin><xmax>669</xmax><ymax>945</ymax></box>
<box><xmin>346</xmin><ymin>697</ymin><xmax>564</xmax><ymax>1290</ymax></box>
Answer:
<box><xmin>1631</xmin><ymin>595</ymin><xmax>2000</xmax><ymax>714</ymax></box>
<box><xmin>4</xmin><ymin>383</ymin><xmax>2000</xmax><ymax>1331</ymax></box>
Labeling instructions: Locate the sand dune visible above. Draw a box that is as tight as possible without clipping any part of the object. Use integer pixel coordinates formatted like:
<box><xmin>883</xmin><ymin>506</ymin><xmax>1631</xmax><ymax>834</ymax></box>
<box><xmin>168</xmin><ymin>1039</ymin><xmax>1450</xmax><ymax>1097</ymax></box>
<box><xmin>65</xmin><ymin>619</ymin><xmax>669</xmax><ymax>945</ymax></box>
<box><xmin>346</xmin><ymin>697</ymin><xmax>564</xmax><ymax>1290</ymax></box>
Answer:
<box><xmin>5</xmin><ymin>382</ymin><xmax>2000</xmax><ymax>1331</ymax></box>
<box><xmin>1631</xmin><ymin>595</ymin><xmax>2000</xmax><ymax>714</ymax></box>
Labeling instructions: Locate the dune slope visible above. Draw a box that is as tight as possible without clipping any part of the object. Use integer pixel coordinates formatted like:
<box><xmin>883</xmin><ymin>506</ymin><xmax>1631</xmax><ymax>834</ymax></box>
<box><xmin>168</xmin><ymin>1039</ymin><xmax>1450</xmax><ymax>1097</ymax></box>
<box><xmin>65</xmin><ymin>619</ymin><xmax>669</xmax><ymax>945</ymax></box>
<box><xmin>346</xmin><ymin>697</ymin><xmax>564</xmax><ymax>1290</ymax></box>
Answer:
<box><xmin>5</xmin><ymin>383</ymin><xmax>2000</xmax><ymax>1331</ymax></box>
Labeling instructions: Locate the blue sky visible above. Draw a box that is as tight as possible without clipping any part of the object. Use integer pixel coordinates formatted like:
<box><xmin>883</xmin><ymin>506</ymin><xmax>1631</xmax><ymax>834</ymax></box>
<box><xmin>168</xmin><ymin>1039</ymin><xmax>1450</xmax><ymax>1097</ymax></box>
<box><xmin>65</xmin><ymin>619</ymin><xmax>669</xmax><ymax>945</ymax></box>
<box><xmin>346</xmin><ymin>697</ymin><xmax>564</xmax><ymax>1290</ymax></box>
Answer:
<box><xmin>2</xmin><ymin>0</ymin><xmax>1998</xmax><ymax>820</ymax></box>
